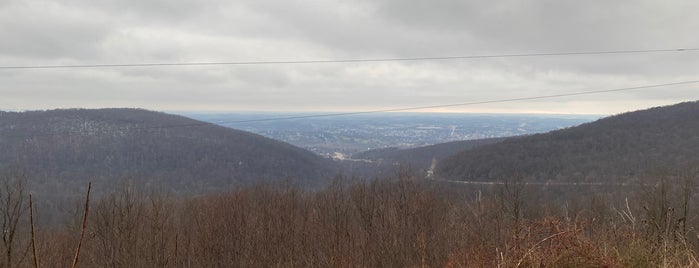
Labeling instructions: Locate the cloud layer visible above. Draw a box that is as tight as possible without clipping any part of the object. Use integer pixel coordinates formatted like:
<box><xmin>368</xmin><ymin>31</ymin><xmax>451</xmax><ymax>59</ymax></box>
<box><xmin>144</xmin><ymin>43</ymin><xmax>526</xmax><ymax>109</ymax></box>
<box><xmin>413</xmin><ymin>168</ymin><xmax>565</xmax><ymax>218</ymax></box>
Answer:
<box><xmin>1</xmin><ymin>0</ymin><xmax>698</xmax><ymax>114</ymax></box>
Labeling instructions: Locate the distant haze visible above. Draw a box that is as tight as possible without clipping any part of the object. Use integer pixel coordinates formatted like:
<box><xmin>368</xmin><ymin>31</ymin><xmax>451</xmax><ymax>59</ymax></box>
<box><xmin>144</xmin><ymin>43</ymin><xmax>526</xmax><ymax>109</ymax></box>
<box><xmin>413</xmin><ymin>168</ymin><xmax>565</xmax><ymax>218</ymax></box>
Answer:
<box><xmin>1</xmin><ymin>0</ymin><xmax>698</xmax><ymax>114</ymax></box>
<box><xmin>186</xmin><ymin>112</ymin><xmax>600</xmax><ymax>155</ymax></box>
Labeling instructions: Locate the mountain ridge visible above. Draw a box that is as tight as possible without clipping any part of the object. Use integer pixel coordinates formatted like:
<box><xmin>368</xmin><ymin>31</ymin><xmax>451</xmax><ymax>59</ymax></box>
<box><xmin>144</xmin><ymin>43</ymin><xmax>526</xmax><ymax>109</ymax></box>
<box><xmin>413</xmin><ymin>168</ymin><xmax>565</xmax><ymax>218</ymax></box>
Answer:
<box><xmin>436</xmin><ymin>101</ymin><xmax>699</xmax><ymax>182</ymax></box>
<box><xmin>0</xmin><ymin>108</ymin><xmax>333</xmax><ymax>195</ymax></box>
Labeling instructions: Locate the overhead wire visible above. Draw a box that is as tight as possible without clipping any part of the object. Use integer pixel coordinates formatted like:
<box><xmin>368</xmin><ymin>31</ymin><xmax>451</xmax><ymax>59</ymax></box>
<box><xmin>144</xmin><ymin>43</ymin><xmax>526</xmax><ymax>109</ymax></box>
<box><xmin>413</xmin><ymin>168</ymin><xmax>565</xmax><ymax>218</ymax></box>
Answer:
<box><xmin>0</xmin><ymin>48</ymin><xmax>697</xmax><ymax>70</ymax></box>
<box><xmin>5</xmin><ymin>79</ymin><xmax>698</xmax><ymax>139</ymax></box>
<box><xmin>2</xmin><ymin>47</ymin><xmax>698</xmax><ymax>138</ymax></box>
<box><xmin>213</xmin><ymin>80</ymin><xmax>699</xmax><ymax>124</ymax></box>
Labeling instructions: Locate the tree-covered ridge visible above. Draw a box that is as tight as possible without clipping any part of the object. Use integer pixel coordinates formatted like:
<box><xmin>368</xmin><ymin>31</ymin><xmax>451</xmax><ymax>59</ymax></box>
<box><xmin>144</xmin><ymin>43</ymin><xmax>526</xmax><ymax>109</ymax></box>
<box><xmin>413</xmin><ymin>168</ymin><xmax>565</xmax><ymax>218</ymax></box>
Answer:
<box><xmin>437</xmin><ymin>101</ymin><xmax>699</xmax><ymax>182</ymax></box>
<box><xmin>0</xmin><ymin>108</ymin><xmax>332</xmax><ymax>194</ymax></box>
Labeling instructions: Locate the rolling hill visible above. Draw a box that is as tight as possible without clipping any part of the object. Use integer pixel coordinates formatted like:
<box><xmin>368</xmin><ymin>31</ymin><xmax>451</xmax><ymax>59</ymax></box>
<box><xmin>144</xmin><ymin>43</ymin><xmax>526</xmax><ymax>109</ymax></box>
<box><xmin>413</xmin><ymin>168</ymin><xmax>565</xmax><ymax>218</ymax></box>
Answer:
<box><xmin>0</xmin><ymin>108</ymin><xmax>333</xmax><ymax>195</ymax></box>
<box><xmin>436</xmin><ymin>101</ymin><xmax>699</xmax><ymax>183</ymax></box>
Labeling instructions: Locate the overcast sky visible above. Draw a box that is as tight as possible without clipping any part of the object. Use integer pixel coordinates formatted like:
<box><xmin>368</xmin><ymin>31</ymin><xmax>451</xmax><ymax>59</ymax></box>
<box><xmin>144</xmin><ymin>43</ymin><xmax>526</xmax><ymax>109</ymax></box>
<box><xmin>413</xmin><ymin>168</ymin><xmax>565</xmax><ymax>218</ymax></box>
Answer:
<box><xmin>1</xmin><ymin>0</ymin><xmax>697</xmax><ymax>114</ymax></box>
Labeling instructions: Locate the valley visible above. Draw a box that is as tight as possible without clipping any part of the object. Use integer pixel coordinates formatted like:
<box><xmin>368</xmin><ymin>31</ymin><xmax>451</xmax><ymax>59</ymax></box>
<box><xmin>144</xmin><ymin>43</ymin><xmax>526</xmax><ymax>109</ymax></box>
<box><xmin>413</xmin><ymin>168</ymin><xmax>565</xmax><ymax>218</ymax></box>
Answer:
<box><xmin>185</xmin><ymin>112</ymin><xmax>597</xmax><ymax>157</ymax></box>
<box><xmin>1</xmin><ymin>102</ymin><xmax>698</xmax><ymax>267</ymax></box>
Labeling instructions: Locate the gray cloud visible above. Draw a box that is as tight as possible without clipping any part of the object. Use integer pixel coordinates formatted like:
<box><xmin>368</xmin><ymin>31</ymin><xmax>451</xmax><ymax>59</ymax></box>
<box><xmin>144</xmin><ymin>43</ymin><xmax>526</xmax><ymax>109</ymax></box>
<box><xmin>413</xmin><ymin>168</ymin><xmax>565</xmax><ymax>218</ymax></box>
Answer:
<box><xmin>0</xmin><ymin>0</ymin><xmax>697</xmax><ymax>114</ymax></box>
<box><xmin>0</xmin><ymin>1</ymin><xmax>112</xmax><ymax>60</ymax></box>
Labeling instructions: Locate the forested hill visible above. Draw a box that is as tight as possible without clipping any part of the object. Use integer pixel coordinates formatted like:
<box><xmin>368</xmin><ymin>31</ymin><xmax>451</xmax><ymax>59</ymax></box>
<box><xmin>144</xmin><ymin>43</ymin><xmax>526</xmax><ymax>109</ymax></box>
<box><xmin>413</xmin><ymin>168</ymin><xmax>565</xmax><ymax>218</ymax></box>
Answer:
<box><xmin>352</xmin><ymin>137</ymin><xmax>505</xmax><ymax>170</ymax></box>
<box><xmin>436</xmin><ymin>101</ymin><xmax>699</xmax><ymax>182</ymax></box>
<box><xmin>0</xmin><ymin>108</ymin><xmax>332</xmax><ymax>194</ymax></box>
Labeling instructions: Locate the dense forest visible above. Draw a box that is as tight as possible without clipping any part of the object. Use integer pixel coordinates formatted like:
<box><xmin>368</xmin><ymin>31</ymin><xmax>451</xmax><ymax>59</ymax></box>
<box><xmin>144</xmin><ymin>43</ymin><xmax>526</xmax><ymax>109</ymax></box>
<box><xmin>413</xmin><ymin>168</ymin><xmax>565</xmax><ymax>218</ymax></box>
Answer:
<box><xmin>1</xmin><ymin>169</ymin><xmax>698</xmax><ymax>267</ymax></box>
<box><xmin>437</xmin><ymin>101</ymin><xmax>699</xmax><ymax>183</ymax></box>
<box><xmin>0</xmin><ymin>108</ymin><xmax>333</xmax><ymax>197</ymax></box>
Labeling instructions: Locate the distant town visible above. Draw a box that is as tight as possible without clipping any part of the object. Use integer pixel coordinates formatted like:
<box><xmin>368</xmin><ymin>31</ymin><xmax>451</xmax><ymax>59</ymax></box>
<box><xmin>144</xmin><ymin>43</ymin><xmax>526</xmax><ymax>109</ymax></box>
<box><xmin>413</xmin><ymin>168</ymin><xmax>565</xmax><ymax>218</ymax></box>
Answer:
<box><xmin>185</xmin><ymin>112</ymin><xmax>600</xmax><ymax>157</ymax></box>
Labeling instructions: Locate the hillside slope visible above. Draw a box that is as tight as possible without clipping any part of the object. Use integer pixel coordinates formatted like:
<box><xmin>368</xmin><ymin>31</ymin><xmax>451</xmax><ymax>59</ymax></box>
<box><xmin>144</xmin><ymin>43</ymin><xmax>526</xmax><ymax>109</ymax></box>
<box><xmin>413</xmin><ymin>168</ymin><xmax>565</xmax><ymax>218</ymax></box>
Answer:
<box><xmin>0</xmin><ymin>108</ymin><xmax>332</xmax><ymax>194</ymax></box>
<box><xmin>352</xmin><ymin>137</ymin><xmax>506</xmax><ymax>170</ymax></box>
<box><xmin>436</xmin><ymin>101</ymin><xmax>699</xmax><ymax>182</ymax></box>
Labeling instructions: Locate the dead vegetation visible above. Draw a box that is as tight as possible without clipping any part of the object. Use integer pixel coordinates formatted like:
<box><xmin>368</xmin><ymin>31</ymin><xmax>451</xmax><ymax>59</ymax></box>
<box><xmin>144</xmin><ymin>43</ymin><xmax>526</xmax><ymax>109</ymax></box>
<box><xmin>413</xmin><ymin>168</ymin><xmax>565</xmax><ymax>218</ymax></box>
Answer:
<box><xmin>2</xmin><ymin>169</ymin><xmax>699</xmax><ymax>267</ymax></box>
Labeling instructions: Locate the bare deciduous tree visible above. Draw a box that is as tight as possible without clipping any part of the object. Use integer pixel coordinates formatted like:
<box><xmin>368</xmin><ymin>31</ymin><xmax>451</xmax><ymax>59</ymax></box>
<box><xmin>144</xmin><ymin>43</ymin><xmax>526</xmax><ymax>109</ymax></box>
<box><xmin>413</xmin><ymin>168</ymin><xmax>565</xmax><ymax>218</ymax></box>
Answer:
<box><xmin>0</xmin><ymin>169</ymin><xmax>30</xmax><ymax>268</ymax></box>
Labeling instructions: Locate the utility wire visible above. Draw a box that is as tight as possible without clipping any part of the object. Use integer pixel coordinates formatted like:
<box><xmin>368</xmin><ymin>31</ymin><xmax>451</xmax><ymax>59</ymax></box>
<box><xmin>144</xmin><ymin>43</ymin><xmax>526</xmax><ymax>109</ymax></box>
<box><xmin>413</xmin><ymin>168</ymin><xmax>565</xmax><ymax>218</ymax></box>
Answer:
<box><xmin>1</xmin><ymin>48</ymin><xmax>697</xmax><ymax>70</ymax></box>
<box><xmin>6</xmin><ymin>79</ymin><xmax>698</xmax><ymax>139</ymax></box>
<box><xmin>11</xmin><ymin>80</ymin><xmax>699</xmax><ymax>138</ymax></box>
<box><xmin>212</xmin><ymin>80</ymin><xmax>699</xmax><ymax>124</ymax></box>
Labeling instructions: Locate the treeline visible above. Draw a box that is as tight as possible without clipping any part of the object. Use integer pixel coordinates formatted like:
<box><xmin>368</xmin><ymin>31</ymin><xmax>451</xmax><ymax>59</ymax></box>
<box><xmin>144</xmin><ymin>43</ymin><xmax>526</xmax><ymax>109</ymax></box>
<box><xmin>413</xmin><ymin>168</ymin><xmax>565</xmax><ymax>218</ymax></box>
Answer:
<box><xmin>0</xmin><ymin>169</ymin><xmax>693</xmax><ymax>267</ymax></box>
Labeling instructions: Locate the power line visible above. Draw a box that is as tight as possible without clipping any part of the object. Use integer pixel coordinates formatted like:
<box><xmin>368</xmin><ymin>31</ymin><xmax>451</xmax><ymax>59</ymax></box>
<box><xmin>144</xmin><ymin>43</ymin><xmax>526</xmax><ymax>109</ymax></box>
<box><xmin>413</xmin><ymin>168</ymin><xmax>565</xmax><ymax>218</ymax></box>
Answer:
<box><xmin>210</xmin><ymin>80</ymin><xmax>699</xmax><ymax>124</ymax></box>
<box><xmin>1</xmin><ymin>48</ymin><xmax>697</xmax><ymax>70</ymax></box>
<box><xmin>7</xmin><ymin>79</ymin><xmax>696</xmax><ymax>140</ymax></box>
